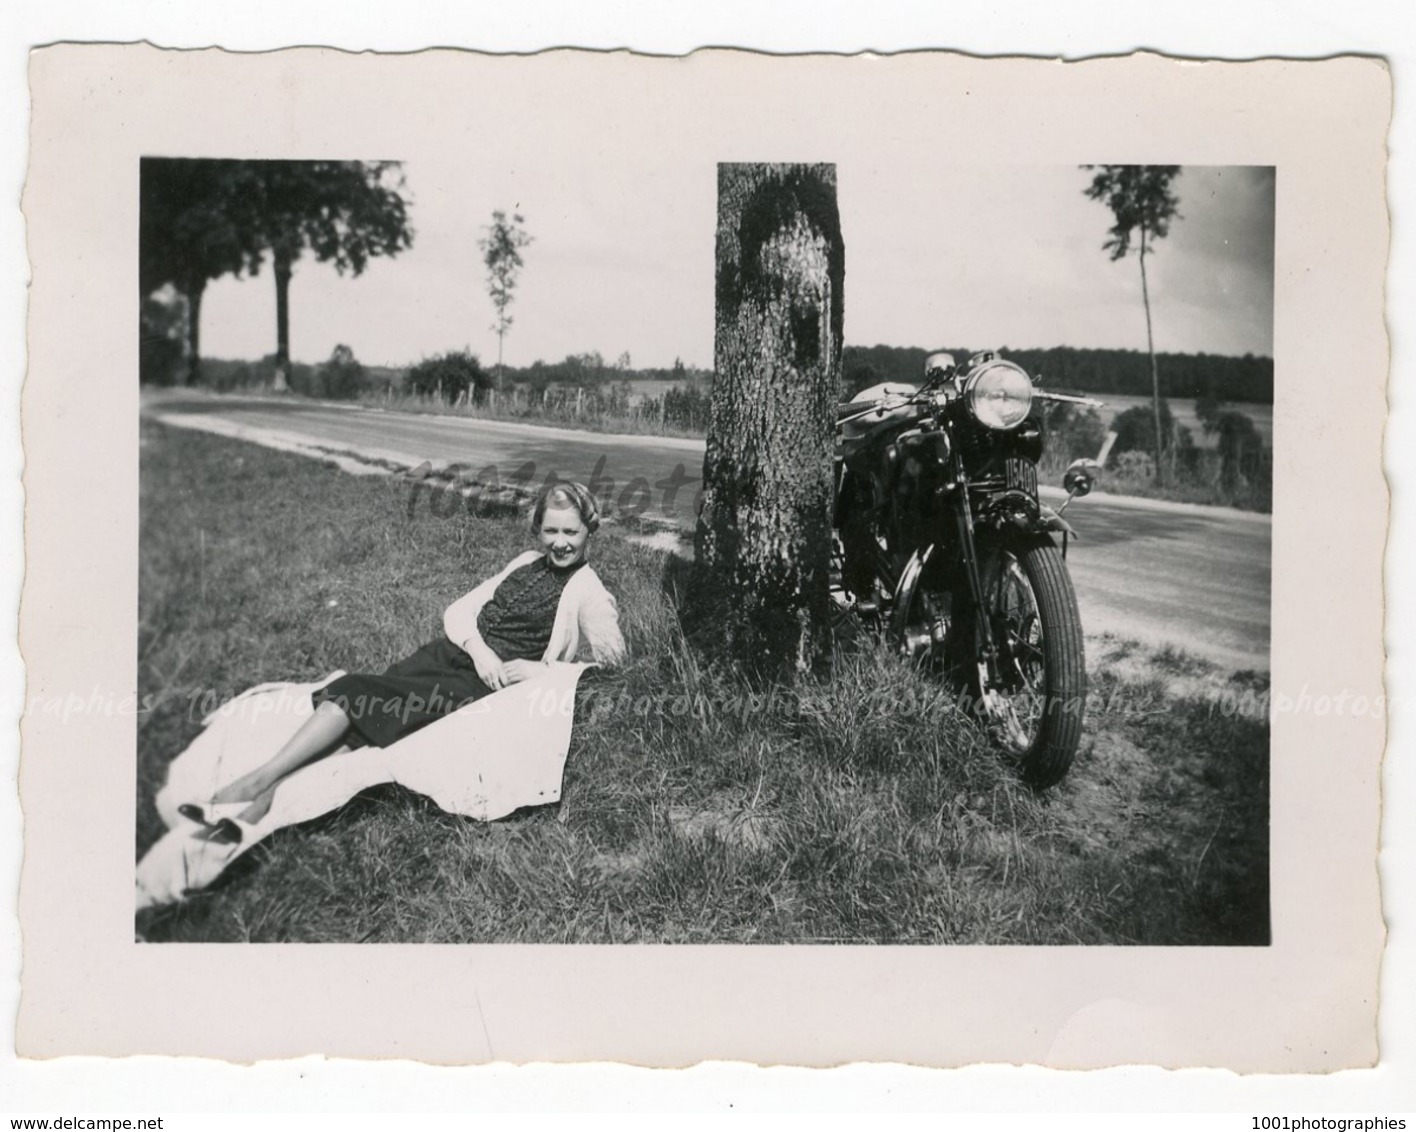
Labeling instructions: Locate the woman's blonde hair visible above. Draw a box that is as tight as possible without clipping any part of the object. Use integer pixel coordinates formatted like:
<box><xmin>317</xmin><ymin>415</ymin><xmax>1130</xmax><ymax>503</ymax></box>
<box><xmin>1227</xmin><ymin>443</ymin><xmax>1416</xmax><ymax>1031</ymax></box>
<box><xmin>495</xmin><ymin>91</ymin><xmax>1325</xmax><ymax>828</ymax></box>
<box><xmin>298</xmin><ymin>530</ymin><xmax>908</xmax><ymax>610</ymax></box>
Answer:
<box><xmin>530</xmin><ymin>479</ymin><xmax>601</xmax><ymax>535</ymax></box>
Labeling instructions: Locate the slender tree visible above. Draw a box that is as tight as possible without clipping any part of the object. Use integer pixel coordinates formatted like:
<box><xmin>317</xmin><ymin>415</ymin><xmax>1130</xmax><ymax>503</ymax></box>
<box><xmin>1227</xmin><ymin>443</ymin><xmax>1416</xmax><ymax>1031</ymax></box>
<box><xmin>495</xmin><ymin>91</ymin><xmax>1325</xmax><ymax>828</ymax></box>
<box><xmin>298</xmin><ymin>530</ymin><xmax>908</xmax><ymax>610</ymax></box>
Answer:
<box><xmin>479</xmin><ymin>210</ymin><xmax>533</xmax><ymax>389</ymax></box>
<box><xmin>694</xmin><ymin>162</ymin><xmax>844</xmax><ymax>675</ymax></box>
<box><xmin>1082</xmin><ymin>165</ymin><xmax>1181</xmax><ymax>483</ymax></box>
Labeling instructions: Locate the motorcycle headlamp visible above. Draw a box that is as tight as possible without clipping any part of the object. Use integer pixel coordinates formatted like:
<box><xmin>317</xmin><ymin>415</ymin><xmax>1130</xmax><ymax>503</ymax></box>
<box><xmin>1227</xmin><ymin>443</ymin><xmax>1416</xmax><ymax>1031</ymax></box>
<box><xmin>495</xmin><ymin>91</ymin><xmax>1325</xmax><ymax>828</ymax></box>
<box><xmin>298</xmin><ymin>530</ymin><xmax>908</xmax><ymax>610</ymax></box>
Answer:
<box><xmin>965</xmin><ymin>360</ymin><xmax>1034</xmax><ymax>431</ymax></box>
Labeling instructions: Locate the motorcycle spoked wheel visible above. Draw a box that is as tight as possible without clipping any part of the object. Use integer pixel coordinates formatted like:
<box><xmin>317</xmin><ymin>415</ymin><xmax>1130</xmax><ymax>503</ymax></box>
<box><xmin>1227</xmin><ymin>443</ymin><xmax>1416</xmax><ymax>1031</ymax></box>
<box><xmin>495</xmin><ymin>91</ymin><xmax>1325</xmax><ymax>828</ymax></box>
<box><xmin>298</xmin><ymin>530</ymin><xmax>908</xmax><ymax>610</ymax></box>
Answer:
<box><xmin>961</xmin><ymin>535</ymin><xmax>1086</xmax><ymax>789</ymax></box>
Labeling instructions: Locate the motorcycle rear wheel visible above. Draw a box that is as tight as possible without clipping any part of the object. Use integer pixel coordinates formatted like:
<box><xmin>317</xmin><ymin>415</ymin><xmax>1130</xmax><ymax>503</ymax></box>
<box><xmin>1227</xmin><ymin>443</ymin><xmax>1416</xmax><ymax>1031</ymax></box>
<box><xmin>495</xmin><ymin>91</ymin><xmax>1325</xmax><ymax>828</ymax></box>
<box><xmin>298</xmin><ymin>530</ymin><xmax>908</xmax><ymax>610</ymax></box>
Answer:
<box><xmin>975</xmin><ymin>536</ymin><xmax>1086</xmax><ymax>788</ymax></box>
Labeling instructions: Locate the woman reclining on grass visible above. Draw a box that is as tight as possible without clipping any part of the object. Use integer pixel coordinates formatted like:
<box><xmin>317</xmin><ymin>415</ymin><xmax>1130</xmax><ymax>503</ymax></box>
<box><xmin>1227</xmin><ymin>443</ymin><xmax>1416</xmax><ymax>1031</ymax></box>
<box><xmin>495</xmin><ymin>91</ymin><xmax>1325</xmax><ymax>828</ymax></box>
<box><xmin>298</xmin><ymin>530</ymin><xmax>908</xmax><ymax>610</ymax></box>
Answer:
<box><xmin>179</xmin><ymin>479</ymin><xmax>625</xmax><ymax>839</ymax></box>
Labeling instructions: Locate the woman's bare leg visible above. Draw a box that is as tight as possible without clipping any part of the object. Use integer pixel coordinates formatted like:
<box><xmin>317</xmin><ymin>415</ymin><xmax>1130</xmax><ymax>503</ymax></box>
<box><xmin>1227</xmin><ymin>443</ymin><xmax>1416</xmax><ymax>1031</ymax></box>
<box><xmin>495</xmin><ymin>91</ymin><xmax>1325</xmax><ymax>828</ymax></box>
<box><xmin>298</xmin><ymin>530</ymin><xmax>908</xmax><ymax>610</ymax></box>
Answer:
<box><xmin>208</xmin><ymin>699</ymin><xmax>353</xmax><ymax>821</ymax></box>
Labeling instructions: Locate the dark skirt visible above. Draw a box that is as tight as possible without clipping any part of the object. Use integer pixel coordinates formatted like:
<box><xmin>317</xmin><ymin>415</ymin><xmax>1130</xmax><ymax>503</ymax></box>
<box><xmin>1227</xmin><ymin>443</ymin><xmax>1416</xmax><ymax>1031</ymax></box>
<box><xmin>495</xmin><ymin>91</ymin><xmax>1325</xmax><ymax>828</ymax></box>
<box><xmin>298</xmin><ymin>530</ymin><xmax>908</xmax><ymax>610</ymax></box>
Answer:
<box><xmin>311</xmin><ymin>637</ymin><xmax>495</xmax><ymax>749</ymax></box>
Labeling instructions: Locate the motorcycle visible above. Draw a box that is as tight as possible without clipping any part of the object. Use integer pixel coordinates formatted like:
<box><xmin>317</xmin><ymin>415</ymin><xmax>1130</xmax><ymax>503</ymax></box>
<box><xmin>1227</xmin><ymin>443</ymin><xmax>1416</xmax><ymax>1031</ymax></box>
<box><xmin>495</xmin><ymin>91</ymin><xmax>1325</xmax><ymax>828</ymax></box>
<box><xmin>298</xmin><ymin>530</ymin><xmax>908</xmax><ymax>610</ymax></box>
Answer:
<box><xmin>831</xmin><ymin>350</ymin><xmax>1103</xmax><ymax>788</ymax></box>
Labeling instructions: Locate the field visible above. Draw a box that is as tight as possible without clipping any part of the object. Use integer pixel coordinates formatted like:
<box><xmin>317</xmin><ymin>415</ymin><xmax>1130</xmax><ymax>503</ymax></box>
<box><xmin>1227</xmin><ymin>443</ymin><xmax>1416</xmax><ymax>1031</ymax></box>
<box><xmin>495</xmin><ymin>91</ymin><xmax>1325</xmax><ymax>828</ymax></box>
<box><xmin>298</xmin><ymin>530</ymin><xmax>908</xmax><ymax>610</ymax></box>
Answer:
<box><xmin>136</xmin><ymin>421</ymin><xmax>1271</xmax><ymax>944</ymax></box>
<box><xmin>1092</xmin><ymin>393</ymin><xmax>1273</xmax><ymax>449</ymax></box>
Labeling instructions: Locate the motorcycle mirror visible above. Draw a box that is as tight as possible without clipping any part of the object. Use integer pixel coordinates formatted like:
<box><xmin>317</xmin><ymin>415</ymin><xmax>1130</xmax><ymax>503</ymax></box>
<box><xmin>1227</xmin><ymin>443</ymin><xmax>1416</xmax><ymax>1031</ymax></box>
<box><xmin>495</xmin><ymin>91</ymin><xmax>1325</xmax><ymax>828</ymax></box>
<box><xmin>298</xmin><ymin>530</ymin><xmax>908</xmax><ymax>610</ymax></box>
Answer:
<box><xmin>1063</xmin><ymin>458</ymin><xmax>1101</xmax><ymax>497</ymax></box>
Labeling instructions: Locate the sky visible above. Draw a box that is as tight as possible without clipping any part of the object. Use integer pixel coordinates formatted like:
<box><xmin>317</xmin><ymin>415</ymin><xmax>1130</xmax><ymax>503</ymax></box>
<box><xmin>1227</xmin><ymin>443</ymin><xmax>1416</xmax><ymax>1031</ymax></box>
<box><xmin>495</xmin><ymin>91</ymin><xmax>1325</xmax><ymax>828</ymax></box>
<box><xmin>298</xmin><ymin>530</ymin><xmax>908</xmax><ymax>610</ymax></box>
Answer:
<box><xmin>195</xmin><ymin>157</ymin><xmax>1275</xmax><ymax>371</ymax></box>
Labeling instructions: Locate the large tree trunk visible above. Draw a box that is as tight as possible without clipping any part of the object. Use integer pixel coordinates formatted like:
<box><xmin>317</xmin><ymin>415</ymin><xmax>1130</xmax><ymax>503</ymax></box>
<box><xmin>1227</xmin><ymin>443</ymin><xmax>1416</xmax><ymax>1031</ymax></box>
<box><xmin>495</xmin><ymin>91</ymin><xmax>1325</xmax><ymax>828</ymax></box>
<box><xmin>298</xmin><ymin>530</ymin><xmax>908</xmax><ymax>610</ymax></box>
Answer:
<box><xmin>693</xmin><ymin>162</ymin><xmax>844</xmax><ymax>675</ymax></box>
<box><xmin>273</xmin><ymin>244</ymin><xmax>292</xmax><ymax>392</ymax></box>
<box><xmin>183</xmin><ymin>278</ymin><xmax>204</xmax><ymax>387</ymax></box>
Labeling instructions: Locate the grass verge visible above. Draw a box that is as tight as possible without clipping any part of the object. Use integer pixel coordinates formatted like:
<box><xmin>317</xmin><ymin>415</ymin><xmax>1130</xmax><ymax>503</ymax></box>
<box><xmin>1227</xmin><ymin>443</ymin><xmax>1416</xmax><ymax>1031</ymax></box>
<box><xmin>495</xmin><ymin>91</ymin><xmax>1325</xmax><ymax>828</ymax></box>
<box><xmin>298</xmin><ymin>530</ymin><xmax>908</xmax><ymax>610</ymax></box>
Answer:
<box><xmin>137</xmin><ymin>420</ymin><xmax>1270</xmax><ymax>944</ymax></box>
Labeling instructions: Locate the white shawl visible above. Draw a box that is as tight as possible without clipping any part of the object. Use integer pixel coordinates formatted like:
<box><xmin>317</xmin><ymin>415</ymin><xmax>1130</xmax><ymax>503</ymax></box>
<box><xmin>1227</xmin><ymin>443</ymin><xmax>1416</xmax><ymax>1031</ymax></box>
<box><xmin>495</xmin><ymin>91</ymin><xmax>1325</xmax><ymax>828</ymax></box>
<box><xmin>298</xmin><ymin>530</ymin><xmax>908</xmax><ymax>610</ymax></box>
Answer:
<box><xmin>135</xmin><ymin>663</ymin><xmax>595</xmax><ymax>911</ymax></box>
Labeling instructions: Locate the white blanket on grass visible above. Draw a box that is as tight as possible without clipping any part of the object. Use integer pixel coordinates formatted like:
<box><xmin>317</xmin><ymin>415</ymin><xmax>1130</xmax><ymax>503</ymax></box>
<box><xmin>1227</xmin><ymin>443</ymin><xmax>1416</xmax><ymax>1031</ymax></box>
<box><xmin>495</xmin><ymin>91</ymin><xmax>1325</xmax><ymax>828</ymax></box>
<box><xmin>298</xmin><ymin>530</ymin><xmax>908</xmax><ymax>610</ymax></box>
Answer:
<box><xmin>135</xmin><ymin>663</ymin><xmax>592</xmax><ymax>911</ymax></box>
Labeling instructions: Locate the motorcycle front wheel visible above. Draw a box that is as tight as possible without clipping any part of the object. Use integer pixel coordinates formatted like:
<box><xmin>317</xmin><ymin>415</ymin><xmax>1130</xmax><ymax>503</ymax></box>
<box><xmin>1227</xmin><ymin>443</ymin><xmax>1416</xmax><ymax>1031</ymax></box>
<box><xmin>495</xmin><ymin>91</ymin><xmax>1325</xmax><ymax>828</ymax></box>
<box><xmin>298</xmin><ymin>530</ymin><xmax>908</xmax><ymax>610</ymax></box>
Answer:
<box><xmin>972</xmin><ymin>535</ymin><xmax>1086</xmax><ymax>789</ymax></box>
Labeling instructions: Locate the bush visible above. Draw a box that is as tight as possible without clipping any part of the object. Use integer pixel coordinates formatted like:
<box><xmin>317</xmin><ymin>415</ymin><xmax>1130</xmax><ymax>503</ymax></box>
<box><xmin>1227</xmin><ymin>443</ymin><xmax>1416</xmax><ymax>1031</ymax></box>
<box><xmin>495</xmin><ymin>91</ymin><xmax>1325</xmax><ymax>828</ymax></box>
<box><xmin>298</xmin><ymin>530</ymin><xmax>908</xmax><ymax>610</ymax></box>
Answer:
<box><xmin>664</xmin><ymin>383</ymin><xmax>711</xmax><ymax>430</ymax></box>
<box><xmin>1111</xmin><ymin>398</ymin><xmax>1196</xmax><ymax>469</ymax></box>
<box><xmin>139</xmin><ymin>292</ymin><xmax>187</xmax><ymax>386</ymax></box>
<box><xmin>1214</xmin><ymin>410</ymin><xmax>1265</xmax><ymax>489</ymax></box>
<box><xmin>406</xmin><ymin>350</ymin><xmax>488</xmax><ymax>403</ymax></box>
<box><xmin>203</xmin><ymin>359</ymin><xmax>257</xmax><ymax>393</ymax></box>
<box><xmin>1113</xmin><ymin>400</ymin><xmax>1166</xmax><ymax>457</ymax></box>
<box><xmin>140</xmin><ymin>330</ymin><xmax>185</xmax><ymax>387</ymax></box>
<box><xmin>1044</xmin><ymin>402</ymin><xmax>1107</xmax><ymax>461</ymax></box>
<box><xmin>315</xmin><ymin>344</ymin><xmax>368</xmax><ymax>401</ymax></box>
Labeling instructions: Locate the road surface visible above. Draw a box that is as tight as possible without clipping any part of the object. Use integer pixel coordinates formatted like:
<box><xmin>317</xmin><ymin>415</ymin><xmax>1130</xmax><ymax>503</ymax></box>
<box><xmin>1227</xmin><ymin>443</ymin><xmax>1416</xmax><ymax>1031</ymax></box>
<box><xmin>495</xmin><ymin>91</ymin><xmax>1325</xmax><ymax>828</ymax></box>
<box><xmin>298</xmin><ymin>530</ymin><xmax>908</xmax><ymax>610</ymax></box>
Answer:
<box><xmin>146</xmin><ymin>393</ymin><xmax>1272</xmax><ymax>671</ymax></box>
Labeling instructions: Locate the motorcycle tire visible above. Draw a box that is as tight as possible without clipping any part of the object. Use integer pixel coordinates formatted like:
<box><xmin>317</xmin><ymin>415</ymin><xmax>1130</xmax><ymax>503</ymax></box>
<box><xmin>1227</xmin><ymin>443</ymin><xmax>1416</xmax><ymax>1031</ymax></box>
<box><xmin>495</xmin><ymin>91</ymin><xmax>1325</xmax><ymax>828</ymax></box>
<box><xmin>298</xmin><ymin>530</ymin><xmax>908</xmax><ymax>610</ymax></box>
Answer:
<box><xmin>973</xmin><ymin>535</ymin><xmax>1086</xmax><ymax>789</ymax></box>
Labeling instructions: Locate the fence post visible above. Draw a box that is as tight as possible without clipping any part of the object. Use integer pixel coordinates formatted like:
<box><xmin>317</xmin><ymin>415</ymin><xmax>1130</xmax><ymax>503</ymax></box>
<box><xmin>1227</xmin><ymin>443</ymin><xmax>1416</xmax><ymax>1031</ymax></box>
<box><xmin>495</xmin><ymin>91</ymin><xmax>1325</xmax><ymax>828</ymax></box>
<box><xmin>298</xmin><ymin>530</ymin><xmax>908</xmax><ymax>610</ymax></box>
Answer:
<box><xmin>576</xmin><ymin>388</ymin><xmax>584</xmax><ymax>418</ymax></box>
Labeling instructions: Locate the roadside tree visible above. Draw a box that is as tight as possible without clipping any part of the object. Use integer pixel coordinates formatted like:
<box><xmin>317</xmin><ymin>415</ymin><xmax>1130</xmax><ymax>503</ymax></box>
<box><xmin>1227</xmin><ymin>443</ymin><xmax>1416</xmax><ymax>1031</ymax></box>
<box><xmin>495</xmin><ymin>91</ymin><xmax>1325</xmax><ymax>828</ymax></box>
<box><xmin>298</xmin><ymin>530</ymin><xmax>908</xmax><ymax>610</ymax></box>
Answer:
<box><xmin>250</xmin><ymin>161</ymin><xmax>413</xmax><ymax>391</ymax></box>
<box><xmin>694</xmin><ymin>162</ymin><xmax>844</xmax><ymax>675</ymax></box>
<box><xmin>479</xmin><ymin>210</ymin><xmax>533</xmax><ymax>389</ymax></box>
<box><xmin>139</xmin><ymin>159</ymin><xmax>412</xmax><ymax>391</ymax></box>
<box><xmin>139</xmin><ymin>158</ymin><xmax>266</xmax><ymax>384</ymax></box>
<box><xmin>1082</xmin><ymin>165</ymin><xmax>1182</xmax><ymax>484</ymax></box>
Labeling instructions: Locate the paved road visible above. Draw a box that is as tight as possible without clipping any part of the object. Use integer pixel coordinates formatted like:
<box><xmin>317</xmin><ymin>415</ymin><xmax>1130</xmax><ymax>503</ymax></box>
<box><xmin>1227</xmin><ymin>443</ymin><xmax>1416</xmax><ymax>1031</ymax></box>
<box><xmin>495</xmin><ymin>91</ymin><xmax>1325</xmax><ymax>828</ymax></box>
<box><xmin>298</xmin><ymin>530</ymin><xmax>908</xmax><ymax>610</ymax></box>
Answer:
<box><xmin>148</xmin><ymin>394</ymin><xmax>1272</xmax><ymax>670</ymax></box>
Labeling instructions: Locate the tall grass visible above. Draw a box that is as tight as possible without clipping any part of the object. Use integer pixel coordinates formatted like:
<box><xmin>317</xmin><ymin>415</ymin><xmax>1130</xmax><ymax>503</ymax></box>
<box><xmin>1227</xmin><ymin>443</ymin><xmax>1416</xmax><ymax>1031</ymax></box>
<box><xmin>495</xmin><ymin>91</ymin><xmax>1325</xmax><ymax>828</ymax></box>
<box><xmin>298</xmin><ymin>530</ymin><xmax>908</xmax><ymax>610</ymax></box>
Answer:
<box><xmin>137</xmin><ymin>421</ymin><xmax>1270</xmax><ymax>944</ymax></box>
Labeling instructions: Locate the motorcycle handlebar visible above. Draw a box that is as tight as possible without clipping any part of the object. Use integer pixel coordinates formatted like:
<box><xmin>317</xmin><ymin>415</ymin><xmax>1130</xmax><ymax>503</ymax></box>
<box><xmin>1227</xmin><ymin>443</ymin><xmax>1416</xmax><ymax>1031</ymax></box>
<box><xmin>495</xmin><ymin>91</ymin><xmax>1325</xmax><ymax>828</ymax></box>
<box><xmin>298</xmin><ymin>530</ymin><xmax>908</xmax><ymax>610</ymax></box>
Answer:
<box><xmin>837</xmin><ymin>387</ymin><xmax>1105</xmax><ymax>425</ymax></box>
<box><xmin>1033</xmin><ymin>390</ymin><xmax>1107</xmax><ymax>409</ymax></box>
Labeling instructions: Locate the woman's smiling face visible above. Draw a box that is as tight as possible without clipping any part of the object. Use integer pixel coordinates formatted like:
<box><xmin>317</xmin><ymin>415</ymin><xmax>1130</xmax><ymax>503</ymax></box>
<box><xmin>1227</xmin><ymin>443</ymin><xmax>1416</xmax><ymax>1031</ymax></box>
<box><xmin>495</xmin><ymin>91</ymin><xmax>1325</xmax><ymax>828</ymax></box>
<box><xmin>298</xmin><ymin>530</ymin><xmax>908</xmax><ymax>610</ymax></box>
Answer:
<box><xmin>539</xmin><ymin>505</ymin><xmax>589</xmax><ymax>569</ymax></box>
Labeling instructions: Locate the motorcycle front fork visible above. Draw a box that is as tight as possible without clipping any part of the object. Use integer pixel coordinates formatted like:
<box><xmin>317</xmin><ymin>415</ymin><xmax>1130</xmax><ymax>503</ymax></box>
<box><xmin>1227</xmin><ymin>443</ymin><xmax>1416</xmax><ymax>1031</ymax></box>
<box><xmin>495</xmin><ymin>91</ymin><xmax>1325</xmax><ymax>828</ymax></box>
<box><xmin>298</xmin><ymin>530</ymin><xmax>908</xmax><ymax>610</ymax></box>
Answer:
<box><xmin>948</xmin><ymin>481</ymin><xmax>1002</xmax><ymax>675</ymax></box>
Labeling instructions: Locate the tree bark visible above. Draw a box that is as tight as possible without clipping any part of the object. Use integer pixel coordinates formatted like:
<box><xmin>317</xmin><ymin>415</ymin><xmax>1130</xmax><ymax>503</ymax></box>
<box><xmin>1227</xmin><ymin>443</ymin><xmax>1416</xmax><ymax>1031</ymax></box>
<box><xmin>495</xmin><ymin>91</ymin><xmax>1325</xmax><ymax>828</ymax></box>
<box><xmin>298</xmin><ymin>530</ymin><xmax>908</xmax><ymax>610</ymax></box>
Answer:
<box><xmin>694</xmin><ymin>162</ymin><xmax>844</xmax><ymax>675</ymax></box>
<box><xmin>273</xmin><ymin>244</ymin><xmax>292</xmax><ymax>392</ymax></box>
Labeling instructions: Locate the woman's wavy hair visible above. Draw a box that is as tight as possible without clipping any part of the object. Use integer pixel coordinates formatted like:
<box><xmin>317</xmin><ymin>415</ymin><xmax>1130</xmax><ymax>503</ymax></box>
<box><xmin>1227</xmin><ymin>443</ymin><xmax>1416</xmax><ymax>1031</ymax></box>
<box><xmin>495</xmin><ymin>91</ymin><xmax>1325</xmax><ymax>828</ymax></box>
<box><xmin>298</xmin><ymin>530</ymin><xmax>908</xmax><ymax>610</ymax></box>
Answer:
<box><xmin>530</xmin><ymin>479</ymin><xmax>601</xmax><ymax>535</ymax></box>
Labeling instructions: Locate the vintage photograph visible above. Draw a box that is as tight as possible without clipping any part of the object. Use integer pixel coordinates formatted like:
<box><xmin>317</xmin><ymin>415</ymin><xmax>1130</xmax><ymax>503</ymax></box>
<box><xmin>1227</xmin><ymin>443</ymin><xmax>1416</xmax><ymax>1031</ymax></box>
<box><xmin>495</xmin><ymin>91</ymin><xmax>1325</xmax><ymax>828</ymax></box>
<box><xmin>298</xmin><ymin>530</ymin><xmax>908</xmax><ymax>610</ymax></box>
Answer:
<box><xmin>132</xmin><ymin>148</ymin><xmax>1275</xmax><ymax>945</ymax></box>
<box><xmin>19</xmin><ymin>45</ymin><xmax>1388</xmax><ymax>1068</ymax></box>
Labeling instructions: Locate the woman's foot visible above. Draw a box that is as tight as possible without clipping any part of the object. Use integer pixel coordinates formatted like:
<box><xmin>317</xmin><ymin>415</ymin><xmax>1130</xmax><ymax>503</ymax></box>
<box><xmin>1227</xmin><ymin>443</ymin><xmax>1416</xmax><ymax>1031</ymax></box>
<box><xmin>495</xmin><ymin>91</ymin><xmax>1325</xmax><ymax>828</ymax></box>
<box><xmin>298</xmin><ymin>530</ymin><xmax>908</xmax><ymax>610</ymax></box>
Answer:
<box><xmin>209</xmin><ymin>774</ymin><xmax>267</xmax><ymax>807</ymax></box>
<box><xmin>233</xmin><ymin>785</ymin><xmax>276</xmax><ymax>825</ymax></box>
<box><xmin>184</xmin><ymin>782</ymin><xmax>277</xmax><ymax>827</ymax></box>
